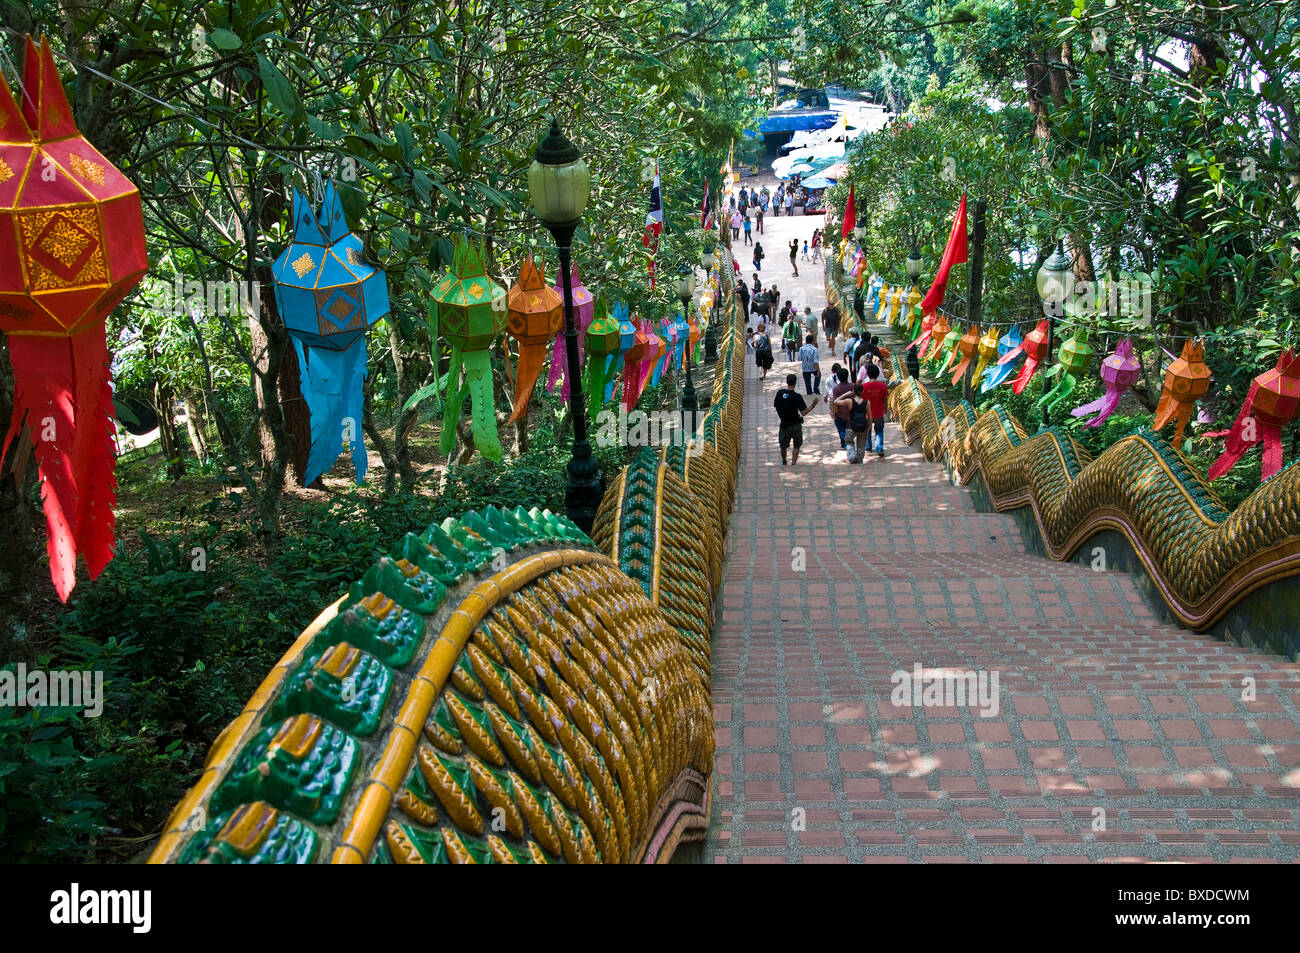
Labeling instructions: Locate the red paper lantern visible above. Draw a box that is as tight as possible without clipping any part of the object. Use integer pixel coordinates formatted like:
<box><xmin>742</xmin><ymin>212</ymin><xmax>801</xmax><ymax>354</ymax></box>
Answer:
<box><xmin>0</xmin><ymin>36</ymin><xmax>148</xmax><ymax>600</ymax></box>
<box><xmin>1209</xmin><ymin>348</ymin><xmax>1300</xmax><ymax>481</ymax></box>
<box><xmin>1010</xmin><ymin>320</ymin><xmax>1051</xmax><ymax>395</ymax></box>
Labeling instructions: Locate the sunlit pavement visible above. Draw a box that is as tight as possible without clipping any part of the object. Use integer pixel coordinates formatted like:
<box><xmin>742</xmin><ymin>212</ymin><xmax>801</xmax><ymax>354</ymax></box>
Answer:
<box><xmin>705</xmin><ymin>244</ymin><xmax>1300</xmax><ymax>864</ymax></box>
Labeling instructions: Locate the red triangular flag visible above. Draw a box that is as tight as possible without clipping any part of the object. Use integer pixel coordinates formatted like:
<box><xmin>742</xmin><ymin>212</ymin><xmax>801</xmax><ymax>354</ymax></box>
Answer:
<box><xmin>920</xmin><ymin>194</ymin><xmax>968</xmax><ymax>315</ymax></box>
<box><xmin>841</xmin><ymin>184</ymin><xmax>856</xmax><ymax>239</ymax></box>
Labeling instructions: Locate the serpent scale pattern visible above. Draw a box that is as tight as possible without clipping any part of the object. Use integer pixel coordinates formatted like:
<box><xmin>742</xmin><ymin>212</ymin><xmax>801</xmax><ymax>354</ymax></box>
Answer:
<box><xmin>833</xmin><ymin>263</ymin><xmax>1300</xmax><ymax>634</ymax></box>
<box><xmin>153</xmin><ymin>276</ymin><xmax>747</xmax><ymax>863</ymax></box>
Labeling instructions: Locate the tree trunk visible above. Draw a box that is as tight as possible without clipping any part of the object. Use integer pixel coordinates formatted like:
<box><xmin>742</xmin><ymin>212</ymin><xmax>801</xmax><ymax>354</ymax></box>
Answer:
<box><xmin>1169</xmin><ymin>28</ymin><xmax>1228</xmax><ymax>331</ymax></box>
<box><xmin>277</xmin><ymin>334</ymin><xmax>321</xmax><ymax>488</ymax></box>
<box><xmin>180</xmin><ymin>390</ymin><xmax>209</xmax><ymax>463</ymax></box>
<box><xmin>152</xmin><ymin>378</ymin><xmax>186</xmax><ymax>480</ymax></box>
<box><xmin>249</xmin><ymin>271</ymin><xmax>296</xmax><ymax>542</ymax></box>
<box><xmin>388</xmin><ymin>315</ymin><xmax>427</xmax><ymax>489</ymax></box>
<box><xmin>361</xmin><ymin>374</ymin><xmax>397</xmax><ymax>495</ymax></box>
<box><xmin>1027</xmin><ymin>44</ymin><xmax>1098</xmax><ymax>285</ymax></box>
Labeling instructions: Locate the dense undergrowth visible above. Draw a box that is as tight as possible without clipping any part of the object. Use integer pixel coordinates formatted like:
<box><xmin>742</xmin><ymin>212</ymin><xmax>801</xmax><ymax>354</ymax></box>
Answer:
<box><xmin>0</xmin><ymin>383</ymin><xmax>662</xmax><ymax>863</ymax></box>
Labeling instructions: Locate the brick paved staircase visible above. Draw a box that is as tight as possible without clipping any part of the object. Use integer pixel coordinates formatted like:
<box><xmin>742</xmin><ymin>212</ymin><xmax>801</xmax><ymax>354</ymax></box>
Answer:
<box><xmin>704</xmin><ymin>345</ymin><xmax>1300</xmax><ymax>864</ymax></box>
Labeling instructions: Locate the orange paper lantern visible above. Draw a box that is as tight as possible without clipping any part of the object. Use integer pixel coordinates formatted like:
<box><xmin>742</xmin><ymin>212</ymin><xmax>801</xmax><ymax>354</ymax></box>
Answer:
<box><xmin>1153</xmin><ymin>337</ymin><xmax>1211</xmax><ymax>447</ymax></box>
<box><xmin>505</xmin><ymin>255</ymin><xmax>563</xmax><ymax>423</ymax></box>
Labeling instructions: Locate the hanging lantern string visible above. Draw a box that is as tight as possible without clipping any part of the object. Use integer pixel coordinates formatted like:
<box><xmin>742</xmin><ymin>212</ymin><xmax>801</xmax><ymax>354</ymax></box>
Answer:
<box><xmin>0</xmin><ymin>38</ymin><xmax>37</xmax><ymax>115</ymax></box>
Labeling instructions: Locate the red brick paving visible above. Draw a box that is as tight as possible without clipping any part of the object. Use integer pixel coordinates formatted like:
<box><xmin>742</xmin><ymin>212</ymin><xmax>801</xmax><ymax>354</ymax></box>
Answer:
<box><xmin>705</xmin><ymin>268</ymin><xmax>1300</xmax><ymax>863</ymax></box>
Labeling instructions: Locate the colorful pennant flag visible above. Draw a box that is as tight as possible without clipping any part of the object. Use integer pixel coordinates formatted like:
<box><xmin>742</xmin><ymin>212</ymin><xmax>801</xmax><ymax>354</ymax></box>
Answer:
<box><xmin>643</xmin><ymin>161</ymin><xmax>662</xmax><ymax>288</ymax></box>
<box><xmin>841</xmin><ymin>183</ymin><xmax>856</xmax><ymax>239</ymax></box>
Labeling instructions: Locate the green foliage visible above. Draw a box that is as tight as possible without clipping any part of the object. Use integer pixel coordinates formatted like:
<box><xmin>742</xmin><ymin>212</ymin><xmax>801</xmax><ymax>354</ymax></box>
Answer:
<box><xmin>0</xmin><ymin>703</ymin><xmax>121</xmax><ymax>863</ymax></box>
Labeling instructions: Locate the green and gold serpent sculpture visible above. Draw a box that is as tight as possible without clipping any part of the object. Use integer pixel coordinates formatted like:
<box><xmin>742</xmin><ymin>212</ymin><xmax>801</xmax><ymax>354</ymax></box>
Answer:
<box><xmin>826</xmin><ymin>269</ymin><xmax>1300</xmax><ymax>648</ymax></box>
<box><xmin>150</xmin><ymin>283</ymin><xmax>745</xmax><ymax>864</ymax></box>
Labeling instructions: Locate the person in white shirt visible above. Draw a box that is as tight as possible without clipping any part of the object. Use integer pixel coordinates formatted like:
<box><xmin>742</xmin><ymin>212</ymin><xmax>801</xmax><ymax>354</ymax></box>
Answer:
<box><xmin>797</xmin><ymin>335</ymin><xmax>821</xmax><ymax>394</ymax></box>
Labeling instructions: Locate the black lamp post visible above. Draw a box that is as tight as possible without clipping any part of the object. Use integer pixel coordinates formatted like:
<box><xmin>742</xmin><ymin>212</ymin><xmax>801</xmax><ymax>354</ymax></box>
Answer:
<box><xmin>529</xmin><ymin>118</ymin><xmax>604</xmax><ymax>535</ymax></box>
<box><xmin>674</xmin><ymin>264</ymin><xmax>699</xmax><ymax>416</ymax></box>
<box><xmin>1037</xmin><ymin>241</ymin><xmax>1073</xmax><ymax>395</ymax></box>
<box><xmin>702</xmin><ymin>247</ymin><xmax>719</xmax><ymax>364</ymax></box>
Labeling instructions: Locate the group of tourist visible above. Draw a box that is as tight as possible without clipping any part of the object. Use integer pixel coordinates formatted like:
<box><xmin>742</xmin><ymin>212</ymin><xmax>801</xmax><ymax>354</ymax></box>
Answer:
<box><xmin>730</xmin><ymin>203</ymin><xmax>764</xmax><ymax>244</ymax></box>
<box><xmin>726</xmin><ymin>181</ymin><xmax>820</xmax><ymax>250</ymax></box>
<box><xmin>730</xmin><ymin>182</ymin><xmax>809</xmax><ymax>218</ymax></box>
<box><xmin>751</xmin><ymin>301</ymin><xmax>898</xmax><ymax>465</ymax></box>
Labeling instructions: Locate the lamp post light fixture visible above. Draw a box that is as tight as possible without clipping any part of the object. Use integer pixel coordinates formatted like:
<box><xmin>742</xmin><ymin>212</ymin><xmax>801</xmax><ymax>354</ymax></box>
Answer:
<box><xmin>701</xmin><ymin>247</ymin><xmax>719</xmax><ymax>364</ymax></box>
<box><xmin>906</xmin><ymin>247</ymin><xmax>922</xmax><ymax>288</ymax></box>
<box><xmin>528</xmin><ymin>117</ymin><xmax>604</xmax><ymax>535</ymax></box>
<box><xmin>674</xmin><ymin>264</ymin><xmax>699</xmax><ymax>416</ymax></box>
<box><xmin>1036</xmin><ymin>240</ymin><xmax>1074</xmax><ymax>394</ymax></box>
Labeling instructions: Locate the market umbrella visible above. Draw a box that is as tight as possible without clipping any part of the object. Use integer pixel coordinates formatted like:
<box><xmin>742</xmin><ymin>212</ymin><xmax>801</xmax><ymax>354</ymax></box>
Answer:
<box><xmin>801</xmin><ymin>175</ymin><xmax>833</xmax><ymax>189</ymax></box>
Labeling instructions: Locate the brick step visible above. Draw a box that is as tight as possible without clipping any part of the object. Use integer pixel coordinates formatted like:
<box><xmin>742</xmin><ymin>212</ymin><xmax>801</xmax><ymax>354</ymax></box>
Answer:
<box><xmin>707</xmin><ymin>314</ymin><xmax>1300</xmax><ymax>863</ymax></box>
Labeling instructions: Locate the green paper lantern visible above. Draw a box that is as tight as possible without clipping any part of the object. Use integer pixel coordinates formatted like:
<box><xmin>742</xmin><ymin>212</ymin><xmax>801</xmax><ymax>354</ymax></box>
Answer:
<box><xmin>584</xmin><ymin>295</ymin><xmax>622</xmax><ymax>421</ymax></box>
<box><xmin>1039</xmin><ymin>333</ymin><xmax>1094</xmax><ymax>413</ymax></box>
<box><xmin>432</xmin><ymin>237</ymin><xmax>508</xmax><ymax>462</ymax></box>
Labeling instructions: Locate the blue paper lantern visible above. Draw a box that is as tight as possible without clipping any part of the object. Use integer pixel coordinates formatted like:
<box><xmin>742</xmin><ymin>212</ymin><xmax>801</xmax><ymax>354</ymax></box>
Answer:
<box><xmin>271</xmin><ymin>181</ymin><xmax>390</xmax><ymax>485</ymax></box>
<box><xmin>607</xmin><ymin>301</ymin><xmax>638</xmax><ymax>401</ymax></box>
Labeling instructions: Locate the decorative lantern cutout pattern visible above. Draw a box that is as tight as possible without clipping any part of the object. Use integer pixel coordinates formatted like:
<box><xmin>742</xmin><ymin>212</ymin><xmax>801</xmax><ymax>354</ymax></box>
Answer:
<box><xmin>909</xmin><ymin>313</ymin><xmax>937</xmax><ymax>358</ymax></box>
<box><xmin>0</xmin><ymin>35</ymin><xmax>148</xmax><ymax>601</ymax></box>
<box><xmin>925</xmin><ymin>314</ymin><xmax>956</xmax><ymax>361</ymax></box>
<box><xmin>1071</xmin><ymin>336</ymin><xmax>1141</xmax><ymax>427</ymax></box>
<box><xmin>971</xmin><ymin>326</ymin><xmax>1000</xmax><ymax>385</ymax></box>
<box><xmin>432</xmin><ymin>237</ymin><xmax>507</xmax><ymax>462</ymax></box>
<box><xmin>621</xmin><ymin>315</ymin><xmax>654</xmax><ymax>412</ymax></box>
<box><xmin>672</xmin><ymin>311</ymin><xmax>689</xmax><ymax>372</ymax></box>
<box><xmin>272</xmin><ymin>182</ymin><xmax>389</xmax><ymax>487</ymax></box>
<box><xmin>949</xmin><ymin>324</ymin><xmax>981</xmax><ymax>386</ymax></box>
<box><xmin>930</xmin><ymin>319</ymin><xmax>961</xmax><ymax>369</ymax></box>
<box><xmin>505</xmin><ymin>255</ymin><xmax>563</xmax><ymax>423</ymax></box>
<box><xmin>888</xmin><ymin>287</ymin><xmax>905</xmax><ymax>324</ymax></box>
<box><xmin>651</xmin><ymin>317</ymin><xmax>674</xmax><ymax>388</ymax></box>
<box><xmin>1009</xmin><ymin>319</ymin><xmax>1051</xmax><ymax>395</ymax></box>
<box><xmin>606</xmin><ymin>301</ymin><xmax>637</xmax><ymax>402</ymax></box>
<box><xmin>982</xmin><ymin>325</ymin><xmax>1023</xmax><ymax>393</ymax></box>
<box><xmin>583</xmin><ymin>296</ymin><xmax>621</xmax><ymax>421</ymax></box>
<box><xmin>1208</xmin><ymin>349</ymin><xmax>1300</xmax><ymax>482</ymax></box>
<box><xmin>1038</xmin><ymin>333</ymin><xmax>1093</xmax><ymax>413</ymax></box>
<box><xmin>1153</xmin><ymin>337</ymin><xmax>1211</xmax><ymax>447</ymax></box>
<box><xmin>545</xmin><ymin>264</ymin><xmax>594</xmax><ymax>400</ymax></box>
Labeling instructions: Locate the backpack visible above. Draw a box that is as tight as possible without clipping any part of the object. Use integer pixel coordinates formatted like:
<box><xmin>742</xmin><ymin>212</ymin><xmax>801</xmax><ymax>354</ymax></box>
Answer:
<box><xmin>849</xmin><ymin>397</ymin><xmax>869</xmax><ymax>432</ymax></box>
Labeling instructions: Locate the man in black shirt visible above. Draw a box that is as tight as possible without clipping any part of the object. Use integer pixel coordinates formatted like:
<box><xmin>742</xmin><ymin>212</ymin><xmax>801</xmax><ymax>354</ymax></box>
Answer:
<box><xmin>854</xmin><ymin>333</ymin><xmax>879</xmax><ymax>369</ymax></box>
<box><xmin>821</xmin><ymin>303</ymin><xmax>842</xmax><ymax>353</ymax></box>
<box><xmin>773</xmin><ymin>372</ymin><xmax>819</xmax><ymax>465</ymax></box>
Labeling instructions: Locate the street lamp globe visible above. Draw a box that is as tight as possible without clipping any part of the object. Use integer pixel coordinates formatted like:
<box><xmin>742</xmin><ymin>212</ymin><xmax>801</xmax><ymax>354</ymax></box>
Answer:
<box><xmin>702</xmin><ymin>248</ymin><xmax>715</xmax><ymax>272</ymax></box>
<box><xmin>853</xmin><ymin>224</ymin><xmax>865</xmax><ymax>241</ymax></box>
<box><xmin>906</xmin><ymin>248</ymin><xmax>922</xmax><ymax>279</ymax></box>
<box><xmin>1037</xmin><ymin>242</ymin><xmax>1074</xmax><ymax>305</ymax></box>
<box><xmin>674</xmin><ymin>264</ymin><xmax>696</xmax><ymax>301</ymax></box>
<box><xmin>528</xmin><ymin>118</ymin><xmax>590</xmax><ymax>229</ymax></box>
